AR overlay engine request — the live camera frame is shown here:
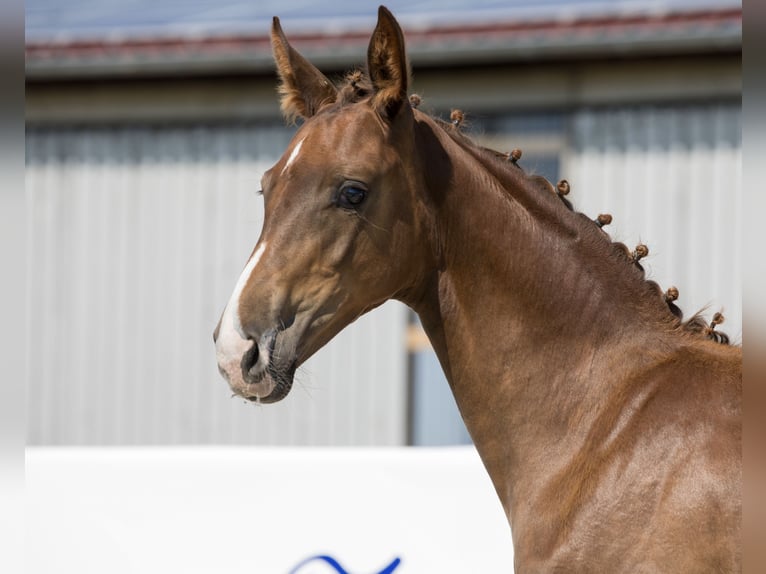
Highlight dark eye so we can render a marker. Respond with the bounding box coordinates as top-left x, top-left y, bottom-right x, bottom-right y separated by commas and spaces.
336, 183, 367, 209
